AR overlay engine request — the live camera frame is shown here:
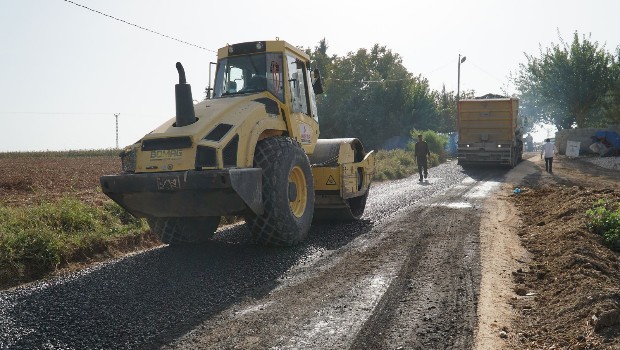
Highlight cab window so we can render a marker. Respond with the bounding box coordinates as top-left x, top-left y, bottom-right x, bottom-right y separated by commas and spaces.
213, 53, 284, 102
287, 55, 309, 115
